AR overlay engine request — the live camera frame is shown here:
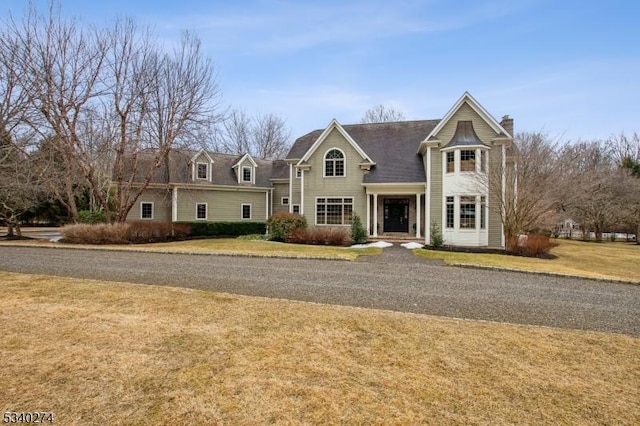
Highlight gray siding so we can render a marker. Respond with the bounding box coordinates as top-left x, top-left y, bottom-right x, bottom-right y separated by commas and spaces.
176, 188, 268, 222
302, 128, 367, 225
429, 147, 442, 228
272, 182, 290, 214
127, 189, 172, 222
